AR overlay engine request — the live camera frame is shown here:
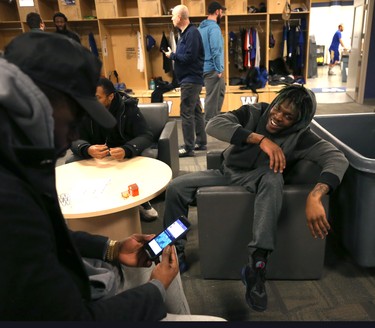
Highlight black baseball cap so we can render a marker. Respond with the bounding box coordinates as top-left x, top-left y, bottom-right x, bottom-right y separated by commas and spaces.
208, 1, 226, 14
4, 32, 116, 129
